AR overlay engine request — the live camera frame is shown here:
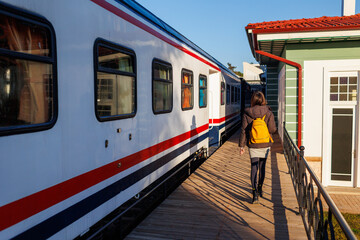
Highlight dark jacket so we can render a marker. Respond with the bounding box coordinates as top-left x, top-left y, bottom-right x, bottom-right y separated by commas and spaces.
239, 105, 277, 148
